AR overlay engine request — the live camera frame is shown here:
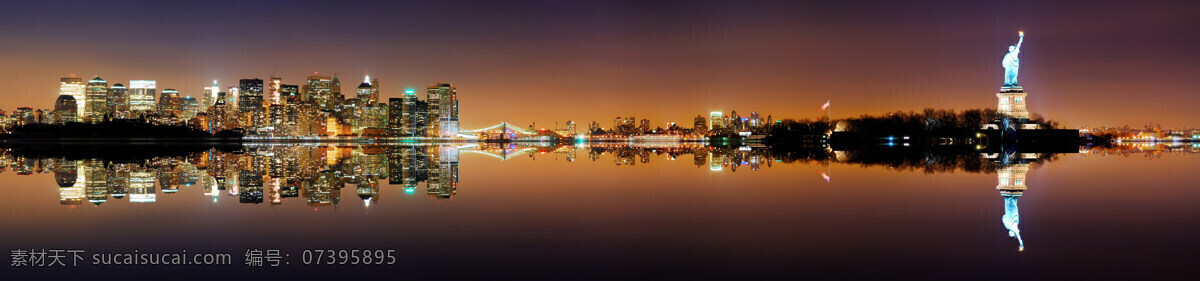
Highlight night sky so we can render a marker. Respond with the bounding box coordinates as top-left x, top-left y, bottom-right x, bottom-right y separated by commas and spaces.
1, 0, 1197, 129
